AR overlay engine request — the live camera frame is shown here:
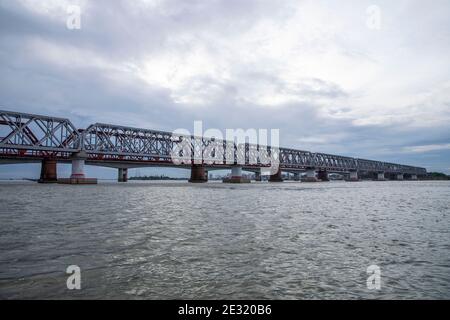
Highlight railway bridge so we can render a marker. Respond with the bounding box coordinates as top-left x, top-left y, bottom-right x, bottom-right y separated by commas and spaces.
0, 110, 427, 184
